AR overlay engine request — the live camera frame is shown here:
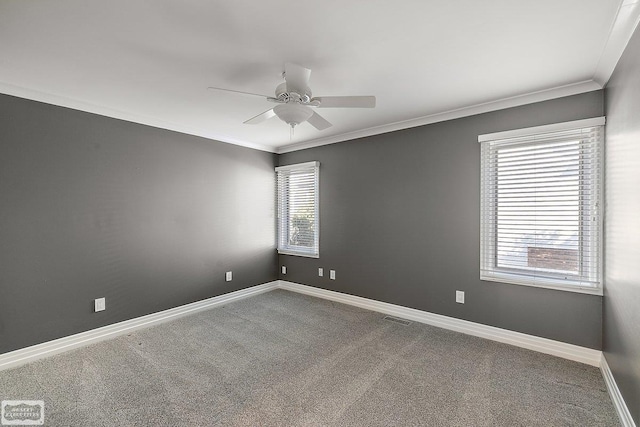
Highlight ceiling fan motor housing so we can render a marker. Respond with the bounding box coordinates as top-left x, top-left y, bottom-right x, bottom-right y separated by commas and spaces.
275, 82, 312, 104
